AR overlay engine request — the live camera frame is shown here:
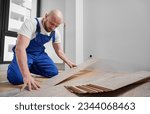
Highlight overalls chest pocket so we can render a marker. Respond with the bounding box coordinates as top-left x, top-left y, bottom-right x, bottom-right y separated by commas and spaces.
35, 33, 51, 46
